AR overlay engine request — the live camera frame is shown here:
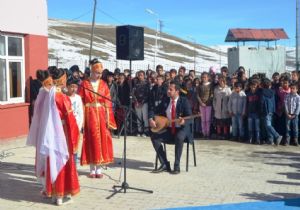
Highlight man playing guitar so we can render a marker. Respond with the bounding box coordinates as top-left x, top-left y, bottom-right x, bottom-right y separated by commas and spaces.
148, 81, 193, 174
